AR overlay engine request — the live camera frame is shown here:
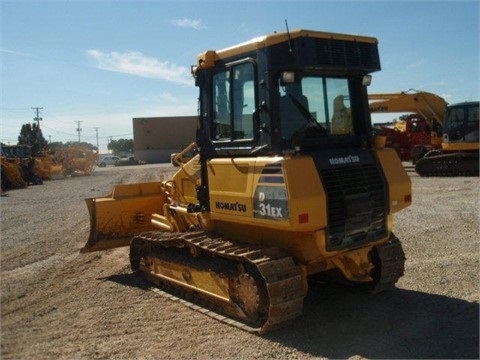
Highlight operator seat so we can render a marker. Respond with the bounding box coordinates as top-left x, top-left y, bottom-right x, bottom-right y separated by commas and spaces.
331, 95, 352, 134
